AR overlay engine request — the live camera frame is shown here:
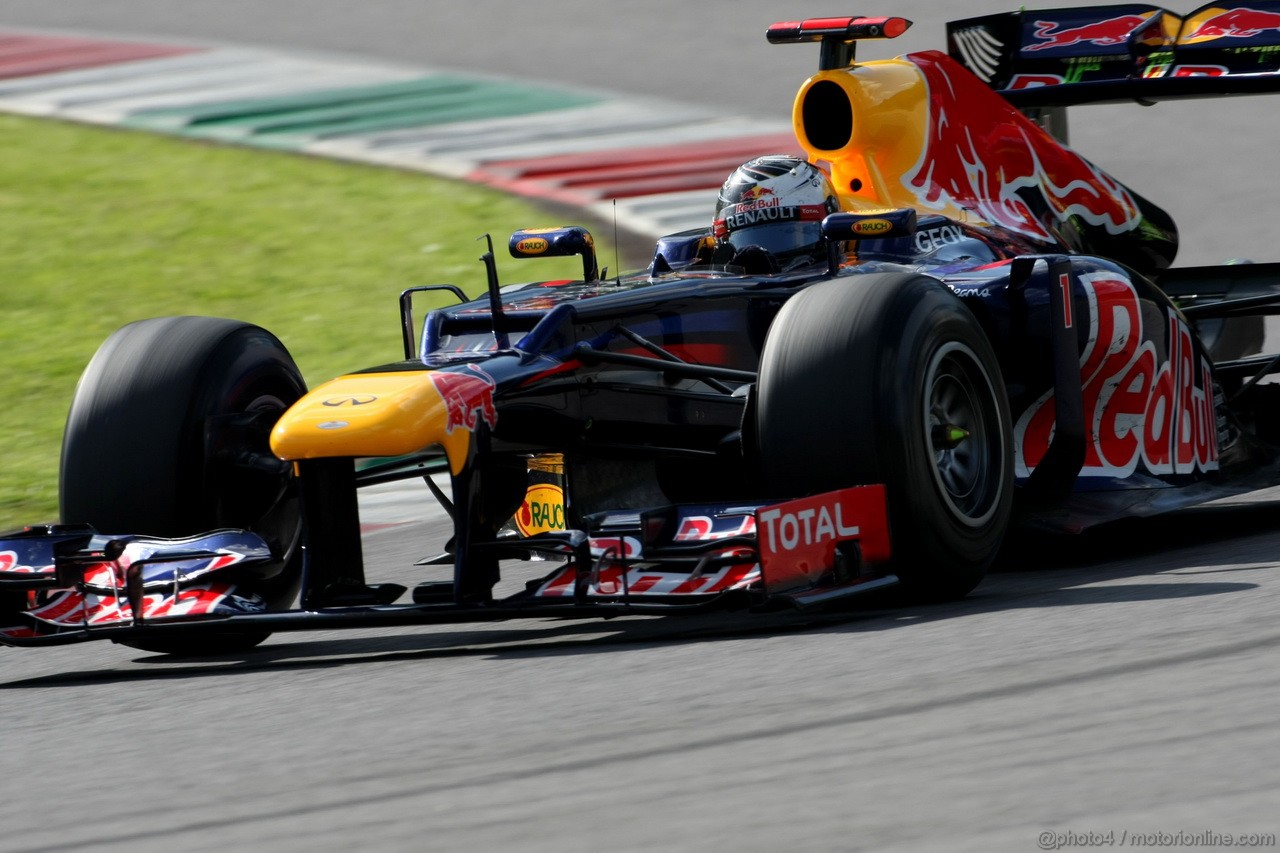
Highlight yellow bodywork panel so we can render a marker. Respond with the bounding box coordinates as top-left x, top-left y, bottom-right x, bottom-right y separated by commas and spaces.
791, 51, 1149, 251
791, 58, 932, 214
270, 370, 486, 474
